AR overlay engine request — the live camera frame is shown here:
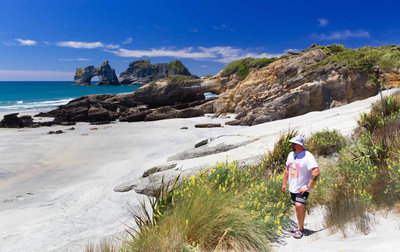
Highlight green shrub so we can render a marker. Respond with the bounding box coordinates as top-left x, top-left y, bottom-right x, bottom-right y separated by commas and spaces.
358, 92, 400, 133
221, 57, 277, 80
306, 129, 346, 156
168, 75, 197, 84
